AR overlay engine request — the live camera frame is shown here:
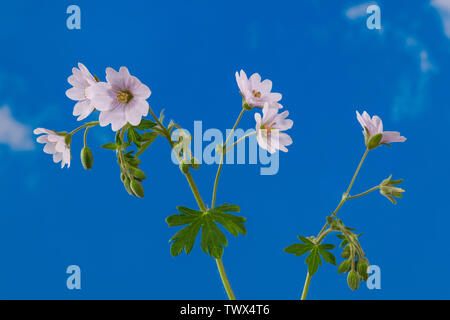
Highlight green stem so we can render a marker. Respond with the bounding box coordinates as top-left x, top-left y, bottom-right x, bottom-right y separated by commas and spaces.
347, 186, 380, 200
69, 121, 99, 135
301, 273, 312, 301
225, 131, 256, 154
185, 171, 207, 212
216, 258, 237, 300
148, 106, 237, 300
211, 108, 246, 208
300, 148, 370, 300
